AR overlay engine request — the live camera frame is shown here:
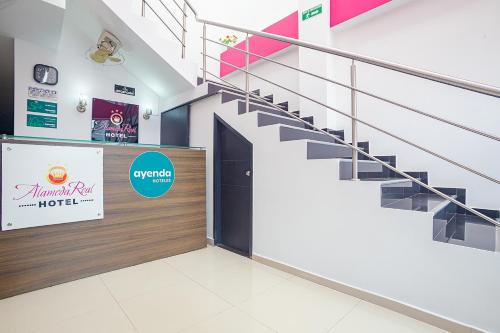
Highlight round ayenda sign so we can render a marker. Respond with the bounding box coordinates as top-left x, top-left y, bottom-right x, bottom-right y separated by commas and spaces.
129, 151, 175, 198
